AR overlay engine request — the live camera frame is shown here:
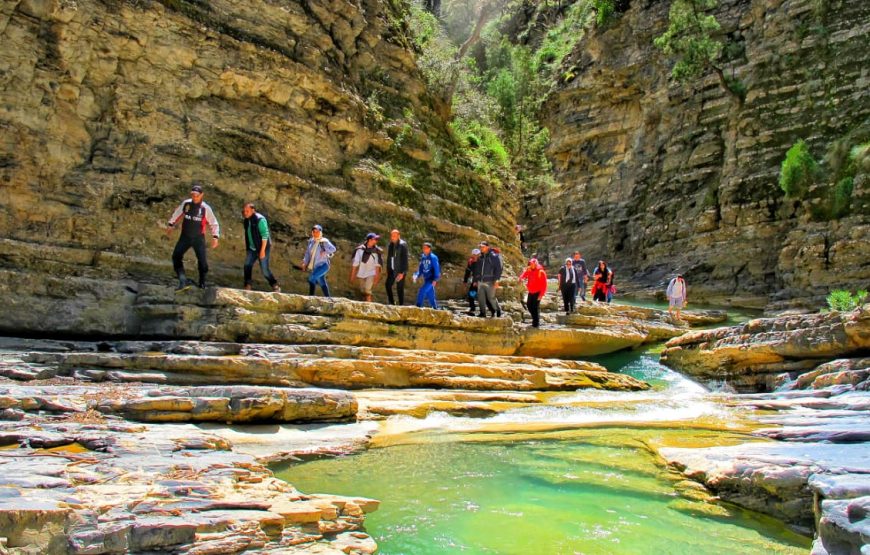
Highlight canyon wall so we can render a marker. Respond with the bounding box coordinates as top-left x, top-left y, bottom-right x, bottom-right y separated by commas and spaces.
525, 0, 869, 309
0, 0, 520, 314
